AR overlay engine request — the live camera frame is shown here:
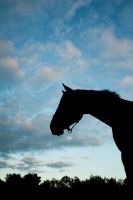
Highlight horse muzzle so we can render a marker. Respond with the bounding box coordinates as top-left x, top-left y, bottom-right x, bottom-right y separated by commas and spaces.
51, 129, 64, 136
50, 120, 64, 136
